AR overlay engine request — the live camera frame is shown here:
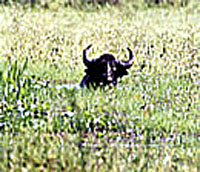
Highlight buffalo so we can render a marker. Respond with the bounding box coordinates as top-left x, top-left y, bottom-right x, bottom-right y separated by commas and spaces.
80, 44, 134, 88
